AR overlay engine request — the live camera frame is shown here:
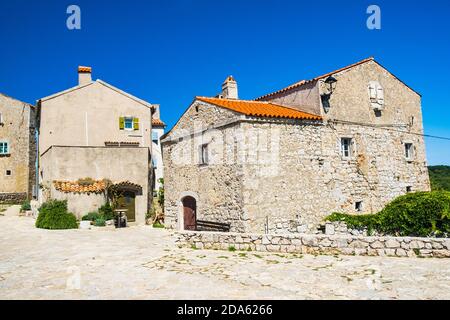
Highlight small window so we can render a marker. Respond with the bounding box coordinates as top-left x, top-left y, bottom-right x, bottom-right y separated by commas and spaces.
0, 141, 9, 155
199, 143, 209, 165
124, 117, 134, 130
152, 131, 159, 143
5, 170, 12, 176
406, 186, 412, 193
340, 138, 352, 158
0, 113, 3, 124
355, 201, 363, 212
405, 143, 414, 160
